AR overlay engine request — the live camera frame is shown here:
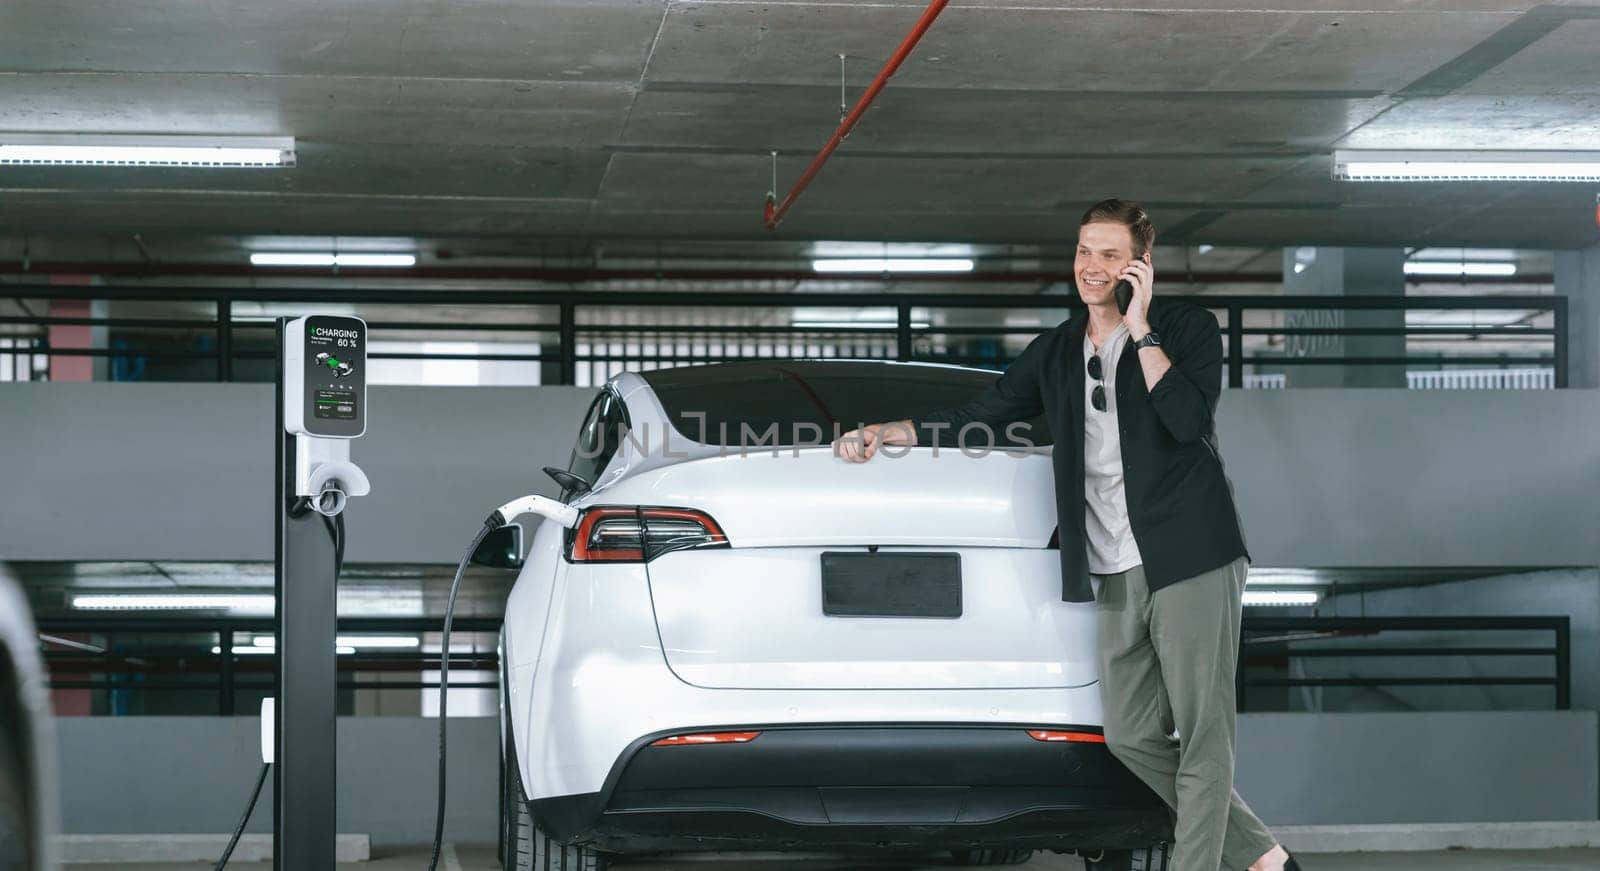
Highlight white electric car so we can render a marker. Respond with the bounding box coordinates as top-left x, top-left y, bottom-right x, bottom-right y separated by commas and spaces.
499, 360, 1170, 870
